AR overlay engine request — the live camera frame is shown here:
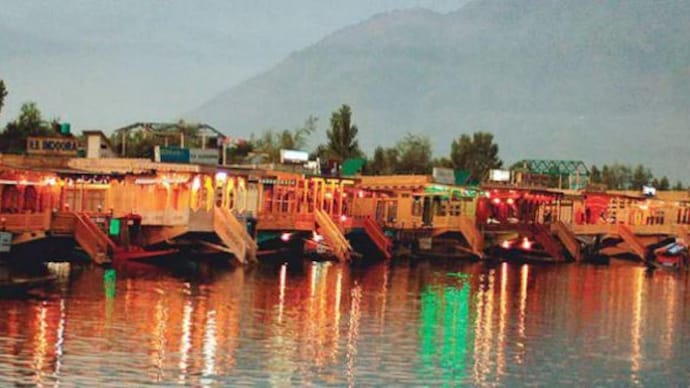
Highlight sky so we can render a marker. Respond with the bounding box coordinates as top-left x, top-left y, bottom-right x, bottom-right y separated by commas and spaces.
0, 0, 470, 132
